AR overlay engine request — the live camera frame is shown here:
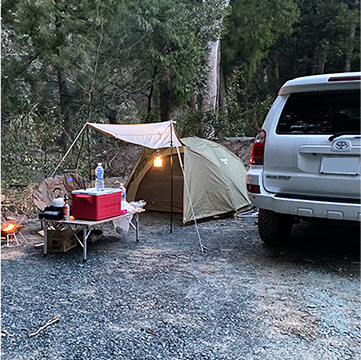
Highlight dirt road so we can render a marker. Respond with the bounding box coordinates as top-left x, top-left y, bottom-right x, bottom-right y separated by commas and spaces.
1, 212, 360, 359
